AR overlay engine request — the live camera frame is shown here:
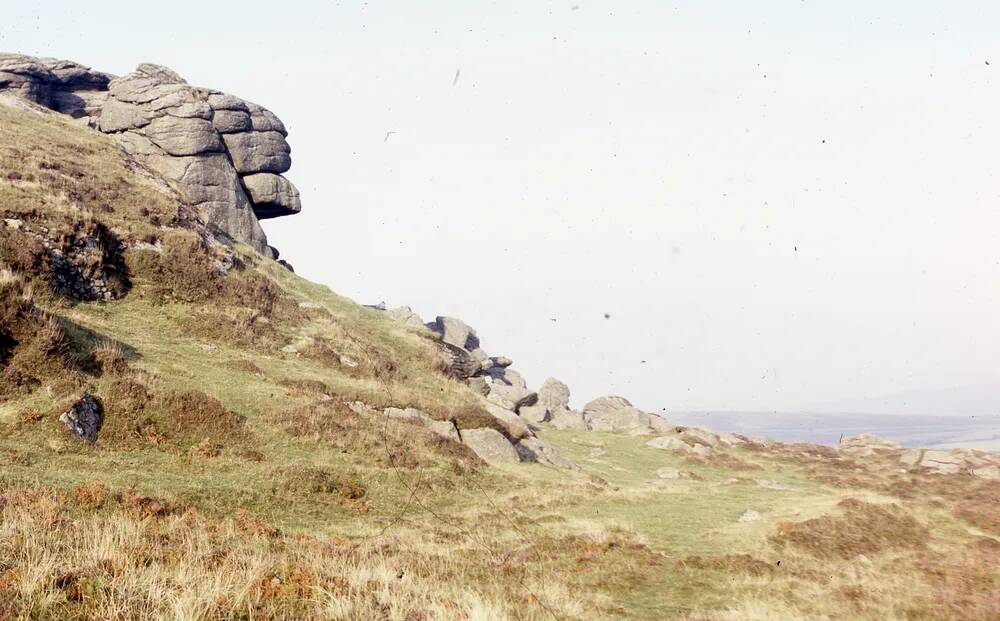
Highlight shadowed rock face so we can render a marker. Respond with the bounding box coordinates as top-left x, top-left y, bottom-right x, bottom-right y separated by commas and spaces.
0, 54, 301, 256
